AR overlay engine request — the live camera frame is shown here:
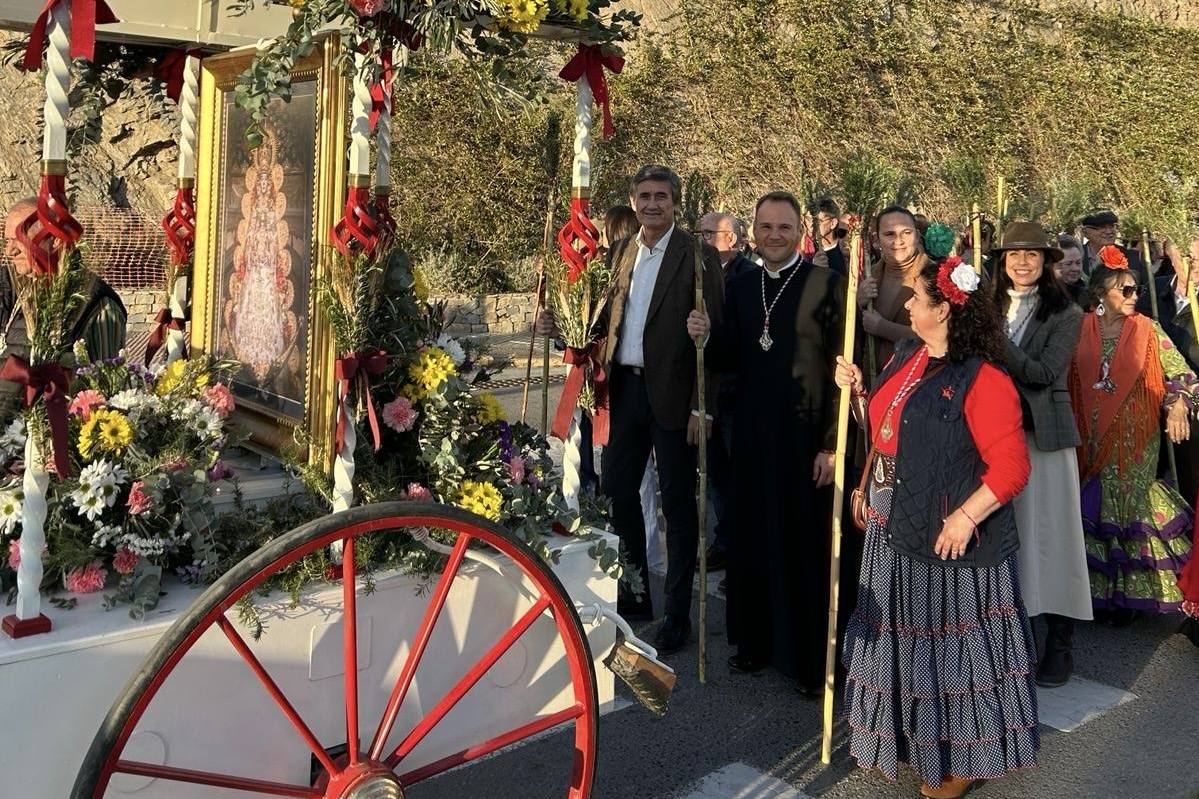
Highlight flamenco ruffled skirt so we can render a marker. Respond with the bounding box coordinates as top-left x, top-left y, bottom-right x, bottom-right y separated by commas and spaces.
842, 463, 1040, 788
